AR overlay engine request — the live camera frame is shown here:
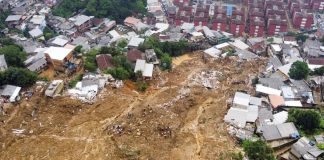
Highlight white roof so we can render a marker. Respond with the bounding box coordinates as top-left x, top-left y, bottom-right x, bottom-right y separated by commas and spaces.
74, 15, 92, 26
273, 111, 288, 124
256, 84, 282, 96
202, 26, 214, 38
284, 101, 303, 107
29, 28, 43, 38
191, 31, 203, 37
109, 30, 121, 39
229, 39, 249, 50
134, 59, 154, 78
181, 23, 194, 31
128, 37, 144, 47
204, 47, 221, 58
271, 44, 282, 52
134, 59, 146, 73
45, 47, 73, 61
143, 63, 154, 77
278, 63, 292, 76
52, 37, 69, 46
154, 23, 169, 33
215, 42, 230, 49
5, 15, 22, 21
281, 86, 295, 99
9, 86, 21, 102
30, 15, 45, 25
224, 105, 258, 128
233, 92, 250, 107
